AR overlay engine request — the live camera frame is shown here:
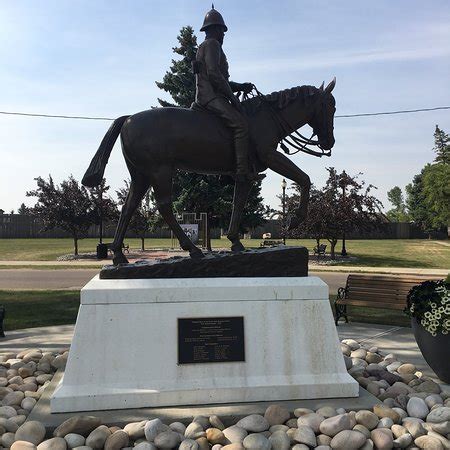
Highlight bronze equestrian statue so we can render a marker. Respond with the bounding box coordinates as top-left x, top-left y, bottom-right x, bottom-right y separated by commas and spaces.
82, 7, 337, 265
